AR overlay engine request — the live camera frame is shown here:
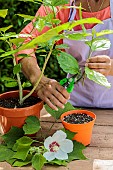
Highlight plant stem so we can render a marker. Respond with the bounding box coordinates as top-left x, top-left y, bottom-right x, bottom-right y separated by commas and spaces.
88, 49, 93, 59
45, 119, 57, 139
9, 43, 23, 104
22, 44, 54, 103
79, 3, 86, 33
12, 54, 23, 103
